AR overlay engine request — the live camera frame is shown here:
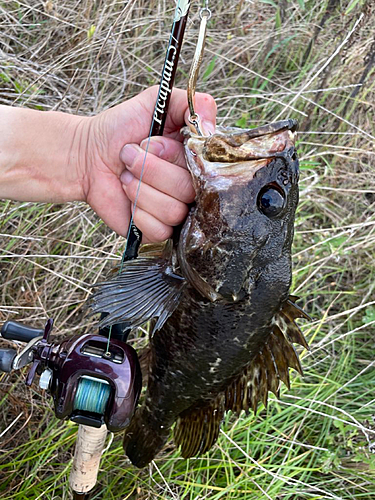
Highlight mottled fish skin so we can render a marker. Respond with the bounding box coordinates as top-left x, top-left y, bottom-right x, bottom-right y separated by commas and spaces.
90, 120, 307, 468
